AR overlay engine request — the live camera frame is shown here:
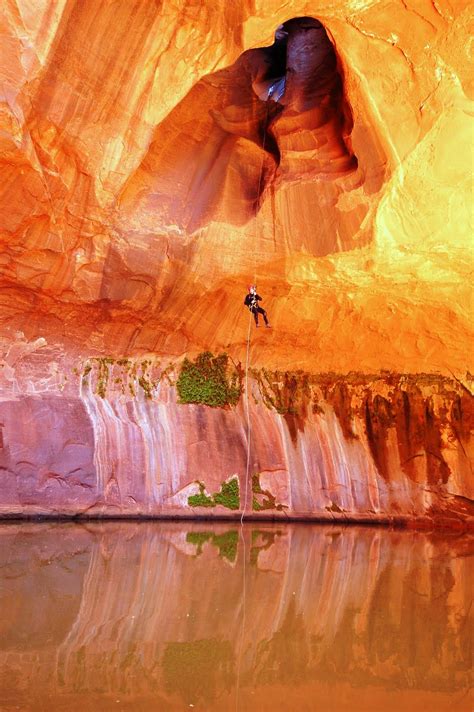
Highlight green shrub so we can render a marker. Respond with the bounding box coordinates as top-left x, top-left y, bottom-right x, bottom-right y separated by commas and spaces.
213, 479, 240, 510
187, 477, 240, 511
177, 352, 241, 407
188, 482, 215, 508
